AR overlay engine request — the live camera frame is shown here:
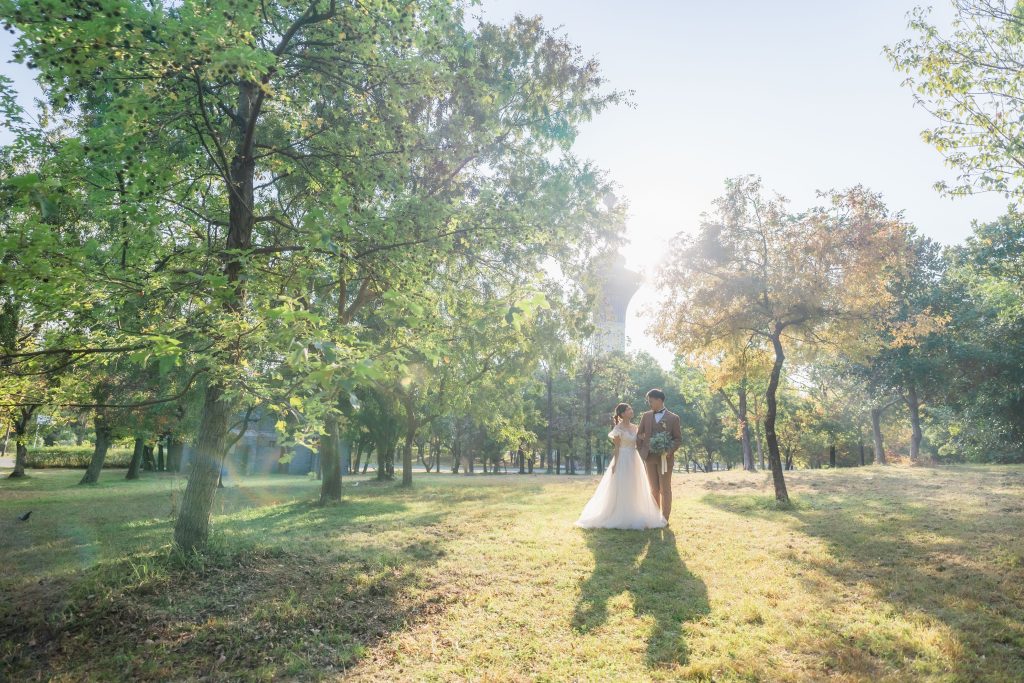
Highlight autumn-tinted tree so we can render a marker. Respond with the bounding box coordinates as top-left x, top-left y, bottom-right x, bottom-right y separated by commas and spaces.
656, 176, 905, 502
